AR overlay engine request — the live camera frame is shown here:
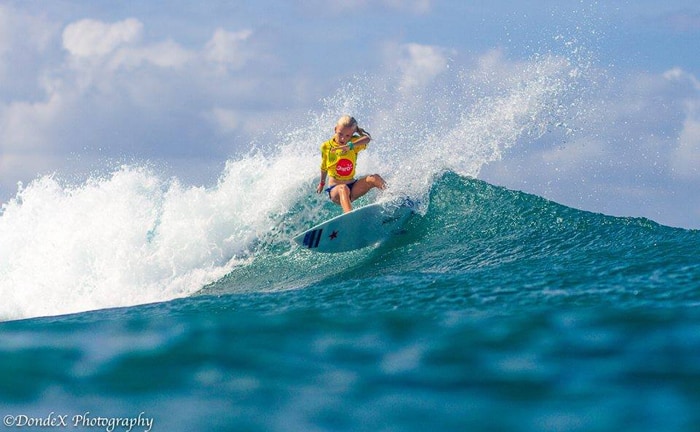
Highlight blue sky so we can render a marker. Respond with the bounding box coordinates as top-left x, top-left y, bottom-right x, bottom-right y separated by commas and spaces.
1, 0, 699, 228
